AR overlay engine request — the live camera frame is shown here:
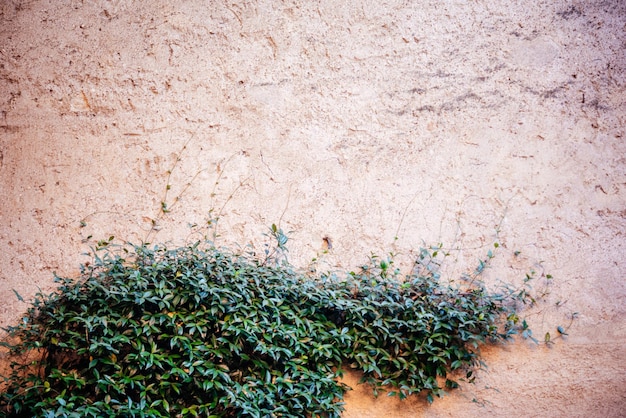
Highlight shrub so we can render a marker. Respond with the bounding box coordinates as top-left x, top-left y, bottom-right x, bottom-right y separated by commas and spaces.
0, 241, 528, 417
